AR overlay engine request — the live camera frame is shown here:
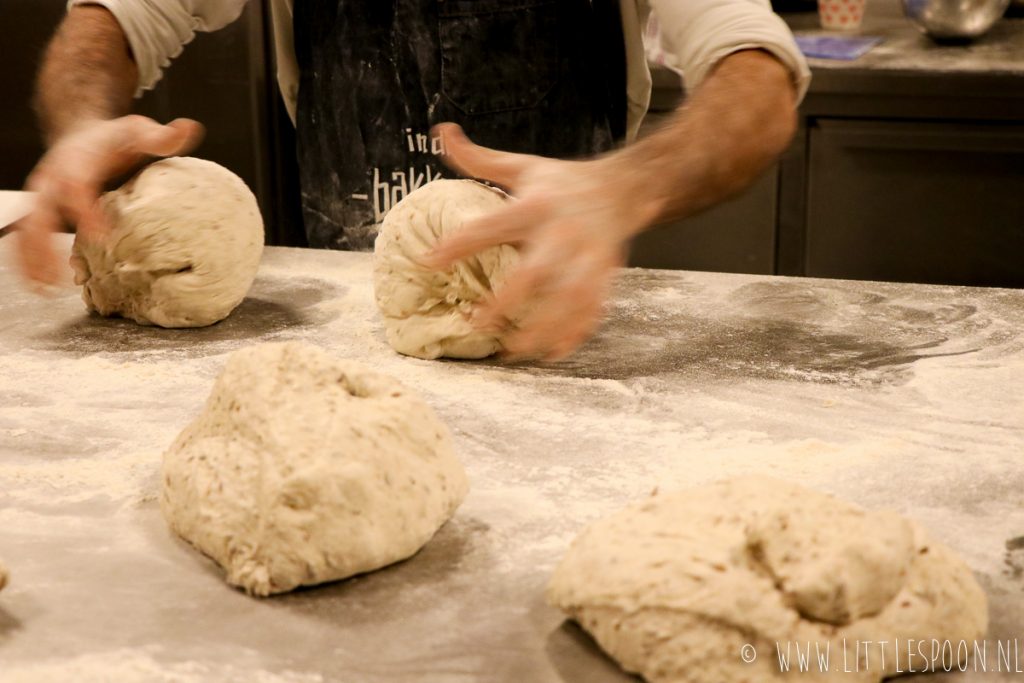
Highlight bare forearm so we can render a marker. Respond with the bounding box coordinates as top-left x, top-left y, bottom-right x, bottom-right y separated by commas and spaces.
618, 50, 798, 227
34, 5, 137, 144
